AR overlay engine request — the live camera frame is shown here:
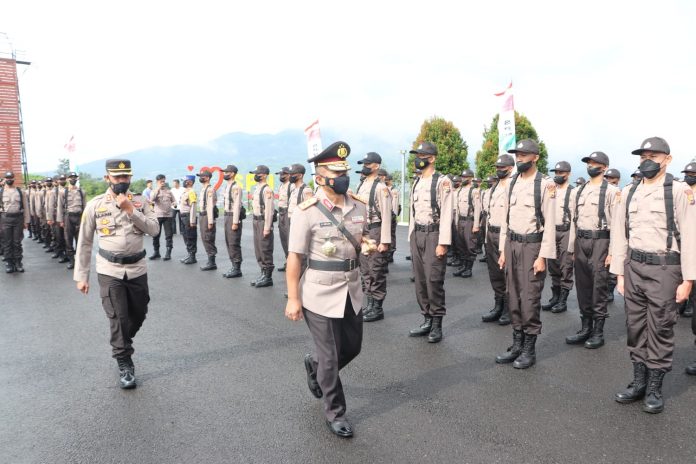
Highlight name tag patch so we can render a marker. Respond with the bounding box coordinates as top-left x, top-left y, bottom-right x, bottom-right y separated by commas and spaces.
352, 216, 365, 223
